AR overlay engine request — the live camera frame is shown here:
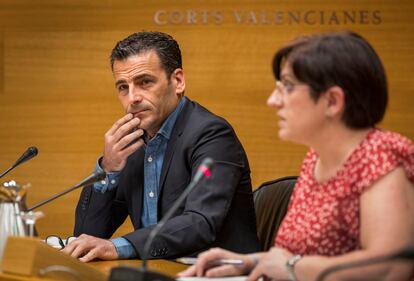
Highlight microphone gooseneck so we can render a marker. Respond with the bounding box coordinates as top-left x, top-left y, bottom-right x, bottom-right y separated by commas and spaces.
142, 157, 214, 269
0, 146, 39, 178
315, 245, 414, 281
108, 157, 215, 281
27, 170, 106, 212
